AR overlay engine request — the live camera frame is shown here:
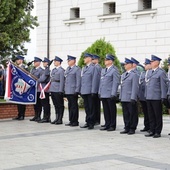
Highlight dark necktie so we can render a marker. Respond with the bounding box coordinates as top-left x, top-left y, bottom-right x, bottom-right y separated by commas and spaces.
105, 68, 108, 73
68, 67, 71, 70
152, 70, 154, 74
125, 72, 128, 76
